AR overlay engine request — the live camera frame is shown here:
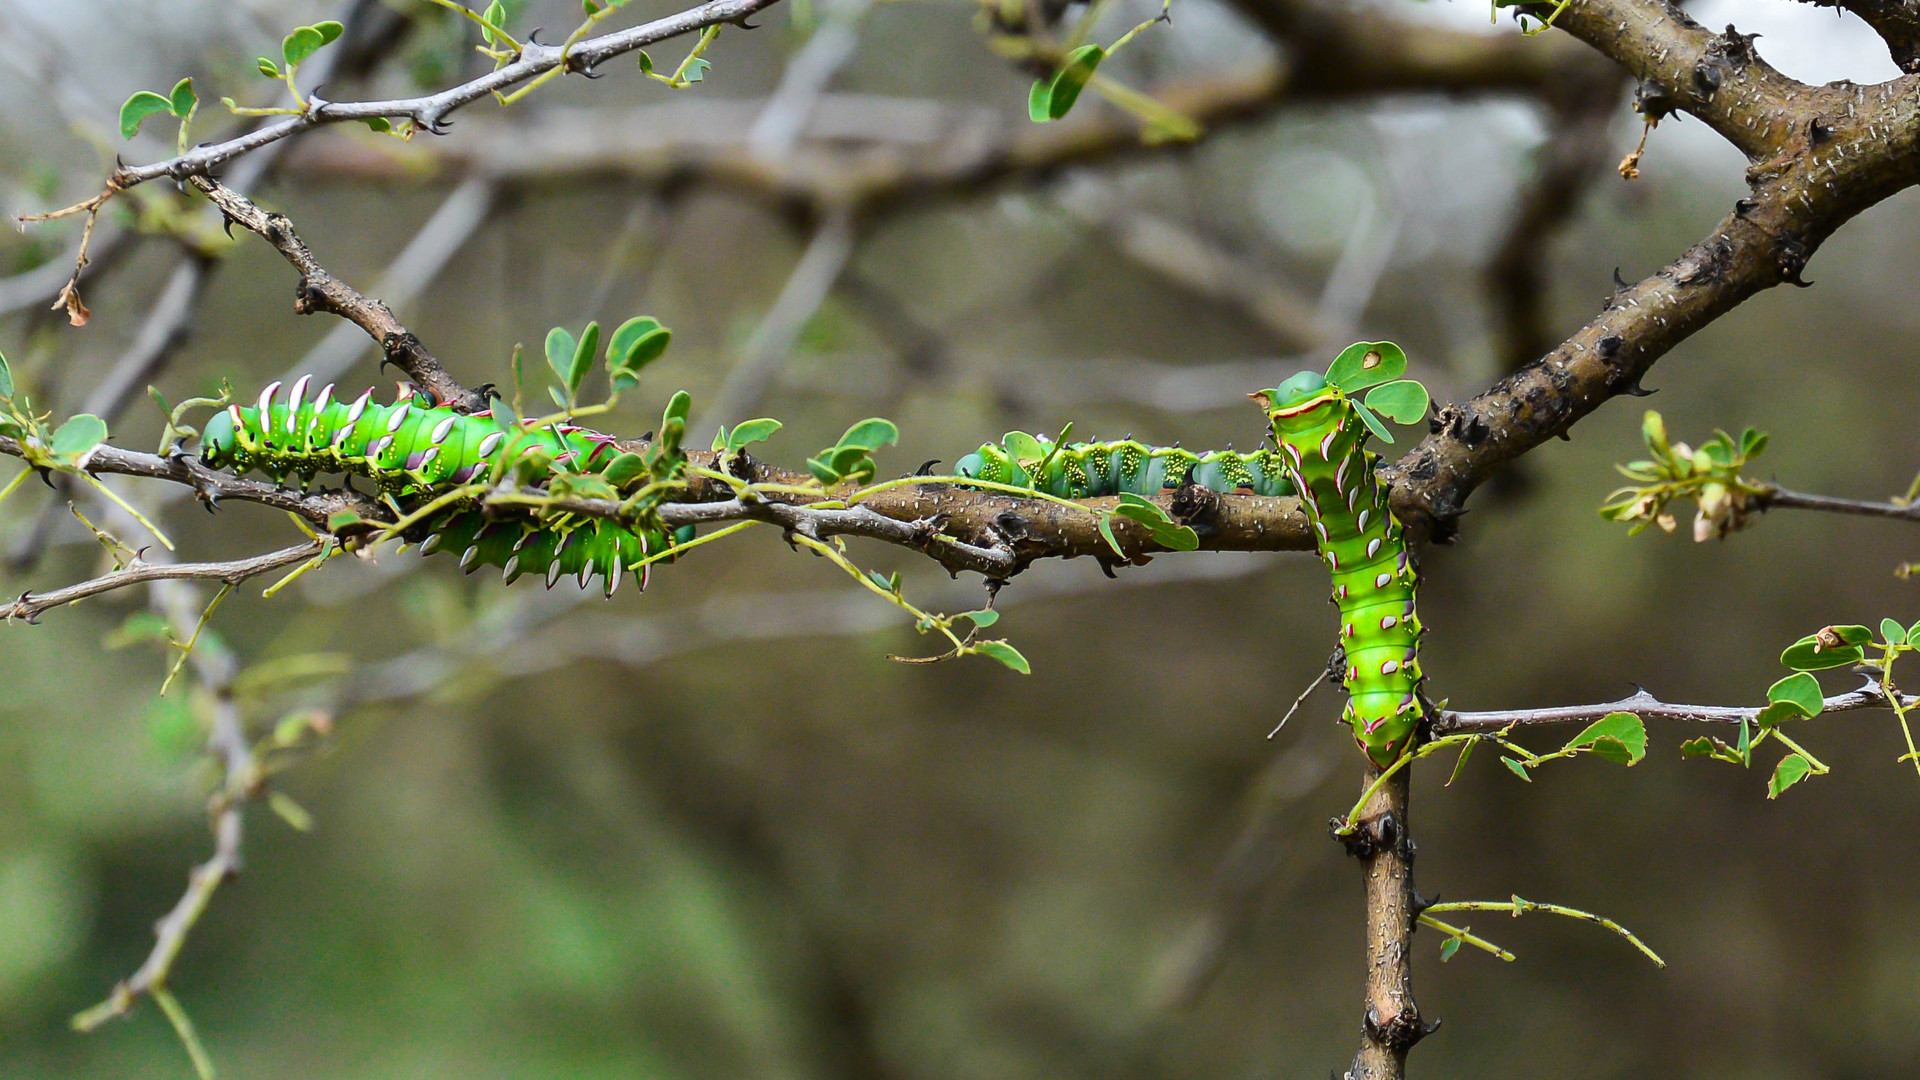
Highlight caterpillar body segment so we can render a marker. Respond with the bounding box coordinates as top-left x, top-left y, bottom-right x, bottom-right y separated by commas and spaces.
1256, 357, 1427, 768
953, 436, 1295, 499
200, 382, 690, 596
